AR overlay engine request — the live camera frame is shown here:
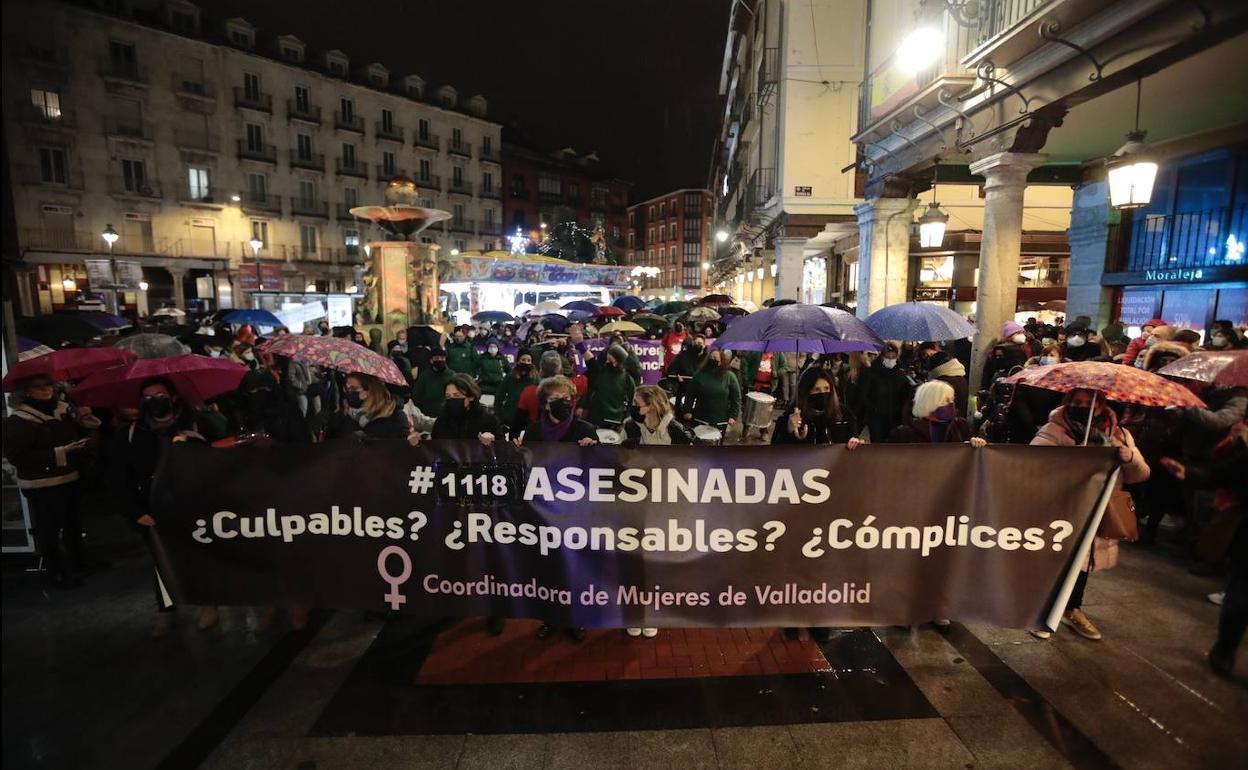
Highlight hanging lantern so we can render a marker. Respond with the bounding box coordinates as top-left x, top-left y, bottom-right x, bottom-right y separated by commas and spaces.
1107, 131, 1157, 210
916, 201, 949, 248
